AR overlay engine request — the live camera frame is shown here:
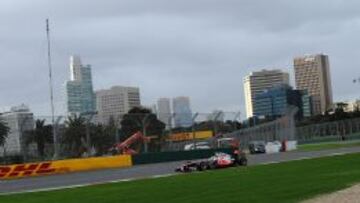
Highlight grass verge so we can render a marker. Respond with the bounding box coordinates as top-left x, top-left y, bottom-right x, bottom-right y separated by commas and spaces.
298, 141, 360, 151
2, 153, 360, 203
